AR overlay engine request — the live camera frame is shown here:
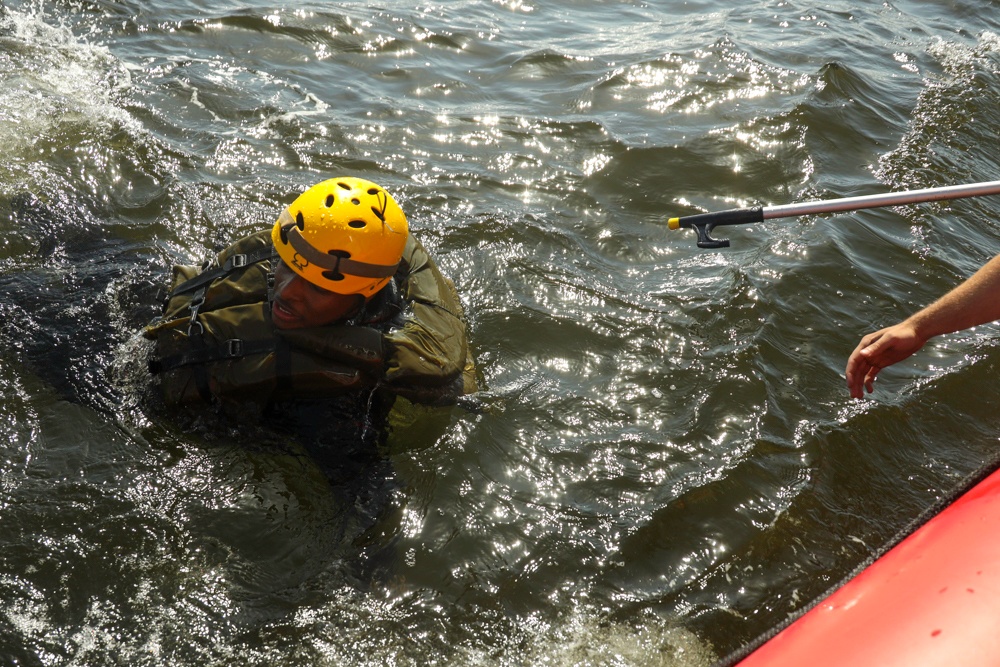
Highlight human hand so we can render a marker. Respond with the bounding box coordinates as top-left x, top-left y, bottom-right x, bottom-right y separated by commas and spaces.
845, 323, 927, 399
